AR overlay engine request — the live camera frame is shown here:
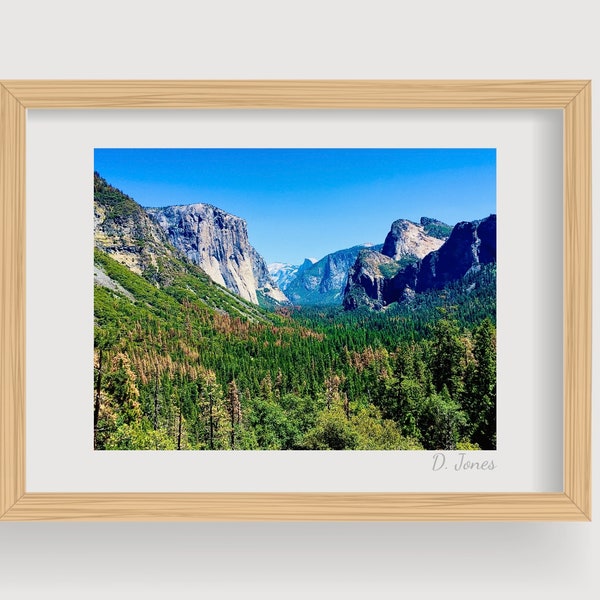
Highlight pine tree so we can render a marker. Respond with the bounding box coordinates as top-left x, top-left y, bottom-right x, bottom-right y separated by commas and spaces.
105, 352, 142, 424
197, 370, 228, 449
227, 379, 242, 449
430, 318, 466, 400
467, 318, 496, 449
